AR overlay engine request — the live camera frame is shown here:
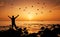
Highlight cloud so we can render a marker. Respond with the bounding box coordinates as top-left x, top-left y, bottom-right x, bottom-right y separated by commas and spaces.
0, 1, 5, 7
